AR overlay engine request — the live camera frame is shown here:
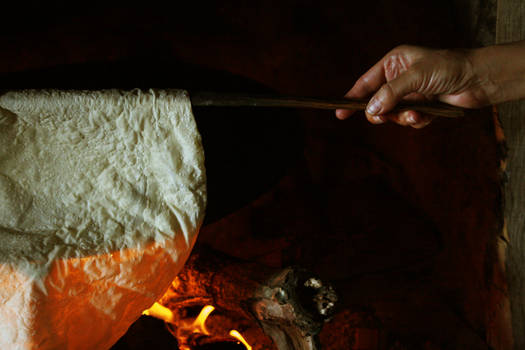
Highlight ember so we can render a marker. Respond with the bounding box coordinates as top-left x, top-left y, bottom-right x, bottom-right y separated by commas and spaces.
139, 247, 338, 350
